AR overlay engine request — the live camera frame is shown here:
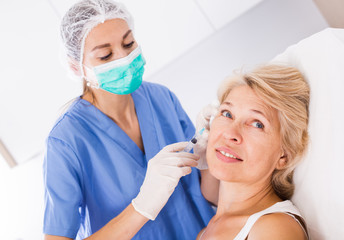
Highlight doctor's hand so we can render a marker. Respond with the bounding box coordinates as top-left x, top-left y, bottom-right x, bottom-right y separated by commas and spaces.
132, 142, 199, 220
194, 101, 219, 170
